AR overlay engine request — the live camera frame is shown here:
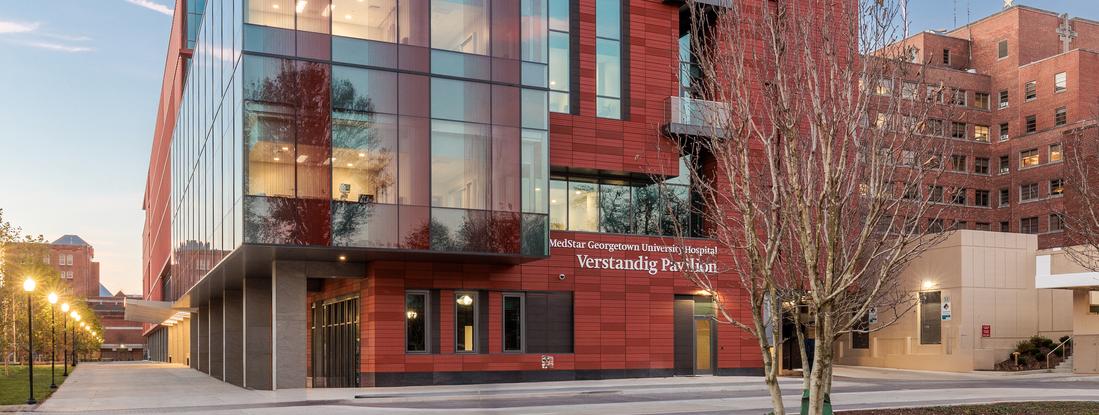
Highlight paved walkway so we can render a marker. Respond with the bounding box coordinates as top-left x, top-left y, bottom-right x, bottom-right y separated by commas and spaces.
28, 362, 1099, 414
